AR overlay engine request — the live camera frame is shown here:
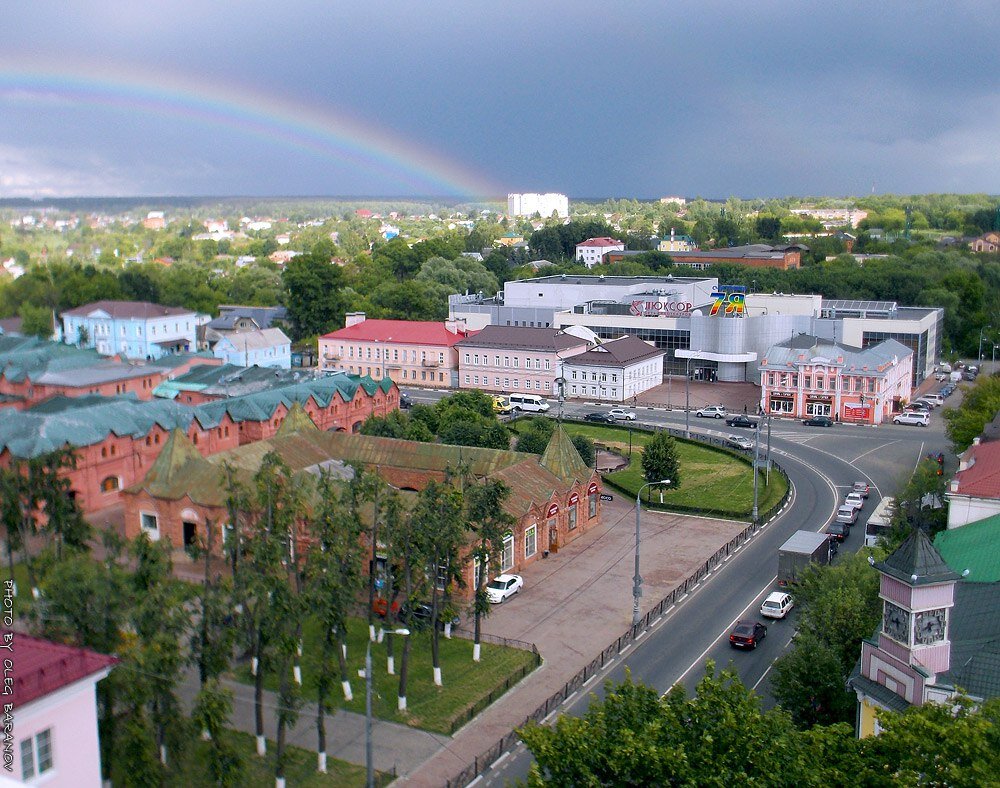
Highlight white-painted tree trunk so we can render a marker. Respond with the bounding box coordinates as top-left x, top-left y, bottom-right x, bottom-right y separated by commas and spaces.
398, 695, 407, 711
369, 624, 376, 641
376, 628, 384, 644
318, 752, 327, 773
342, 642, 348, 659
201, 728, 211, 741
433, 666, 442, 686
387, 655, 395, 675
444, 622, 452, 639
31, 587, 40, 600
297, 641, 303, 657
251, 656, 258, 675
256, 735, 266, 756
159, 745, 168, 765
341, 680, 353, 701
275, 777, 285, 788
293, 665, 302, 685
473, 642, 481, 662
